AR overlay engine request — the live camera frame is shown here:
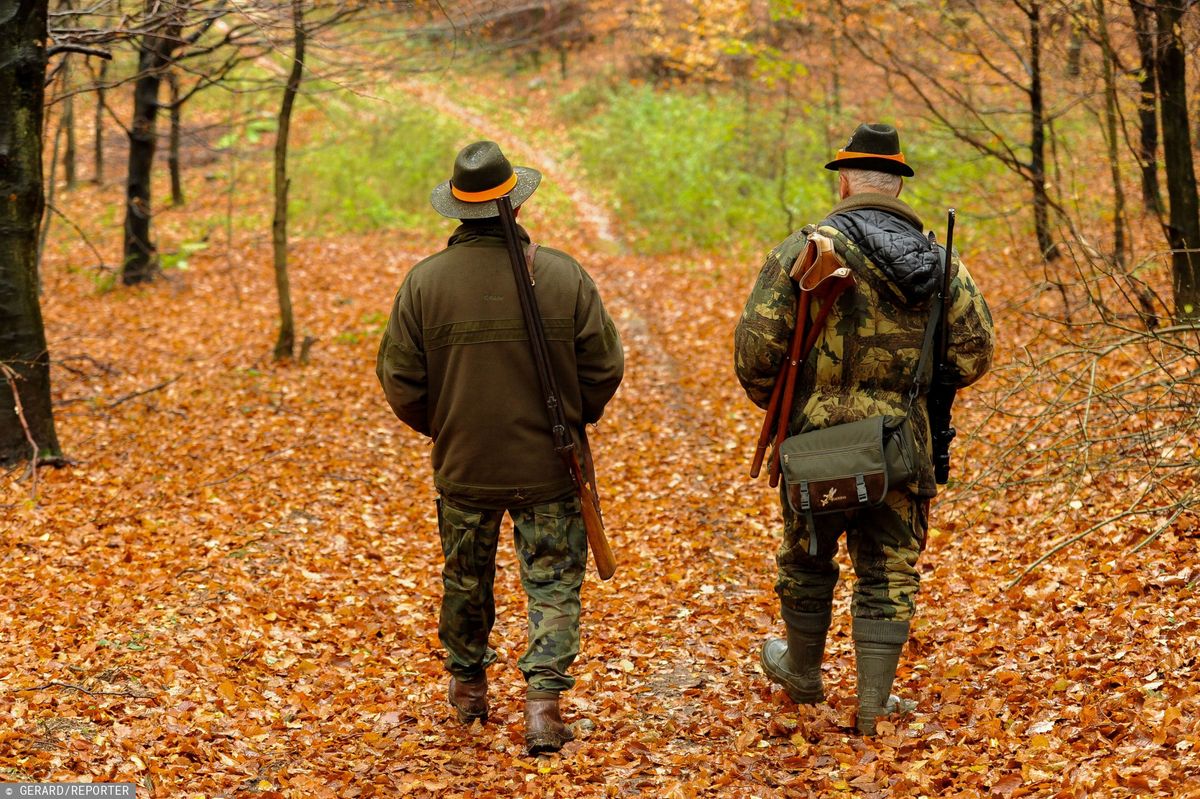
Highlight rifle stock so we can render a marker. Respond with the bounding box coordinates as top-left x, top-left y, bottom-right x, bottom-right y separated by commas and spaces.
568, 451, 615, 580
